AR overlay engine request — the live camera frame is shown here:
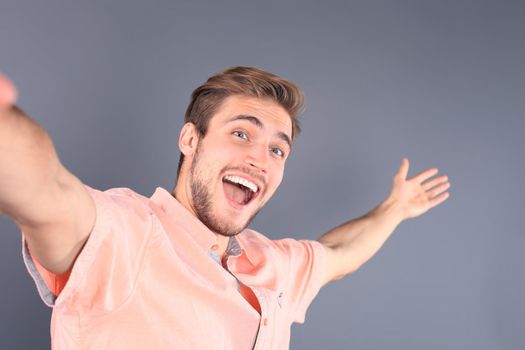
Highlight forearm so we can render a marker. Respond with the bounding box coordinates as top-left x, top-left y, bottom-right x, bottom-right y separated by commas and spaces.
0, 106, 61, 219
318, 198, 403, 279
0, 103, 96, 274
0, 74, 96, 274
